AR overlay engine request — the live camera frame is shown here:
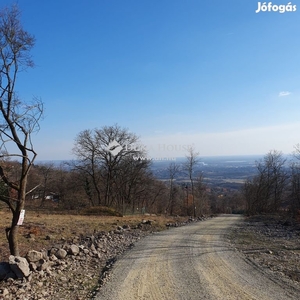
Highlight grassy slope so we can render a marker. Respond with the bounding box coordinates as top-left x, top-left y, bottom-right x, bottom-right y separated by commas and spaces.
0, 209, 186, 260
